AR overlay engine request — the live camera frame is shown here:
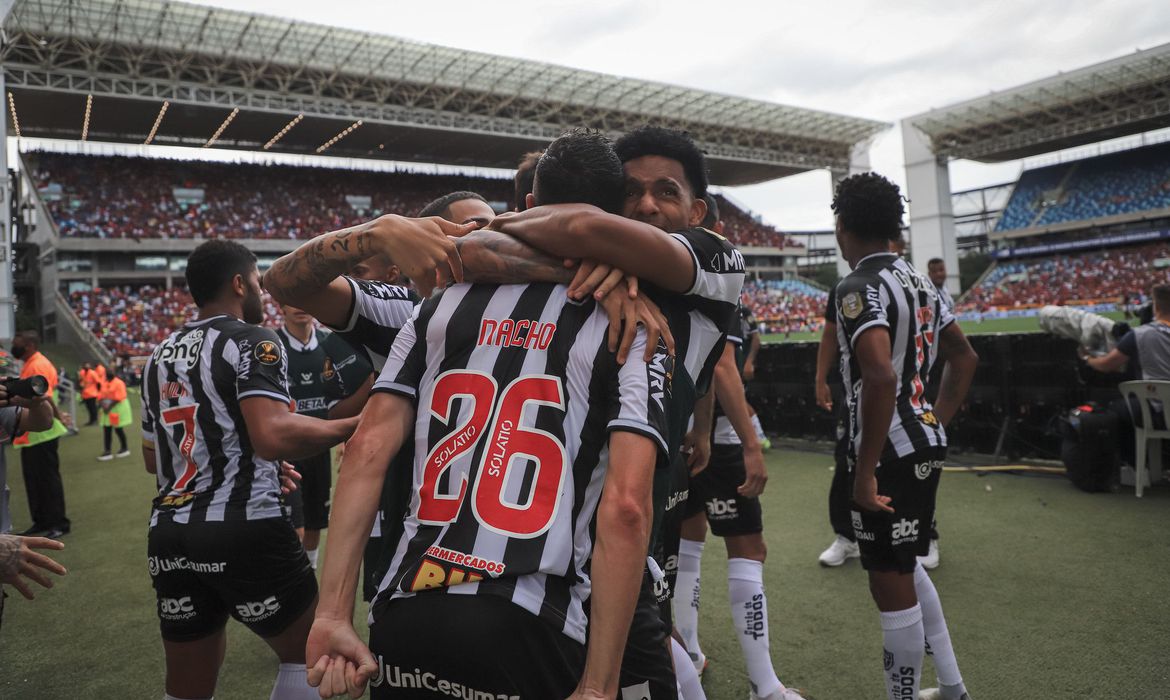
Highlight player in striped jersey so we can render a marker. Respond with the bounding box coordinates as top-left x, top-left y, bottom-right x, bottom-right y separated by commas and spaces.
308, 130, 667, 699
831, 174, 977, 700
141, 240, 359, 700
